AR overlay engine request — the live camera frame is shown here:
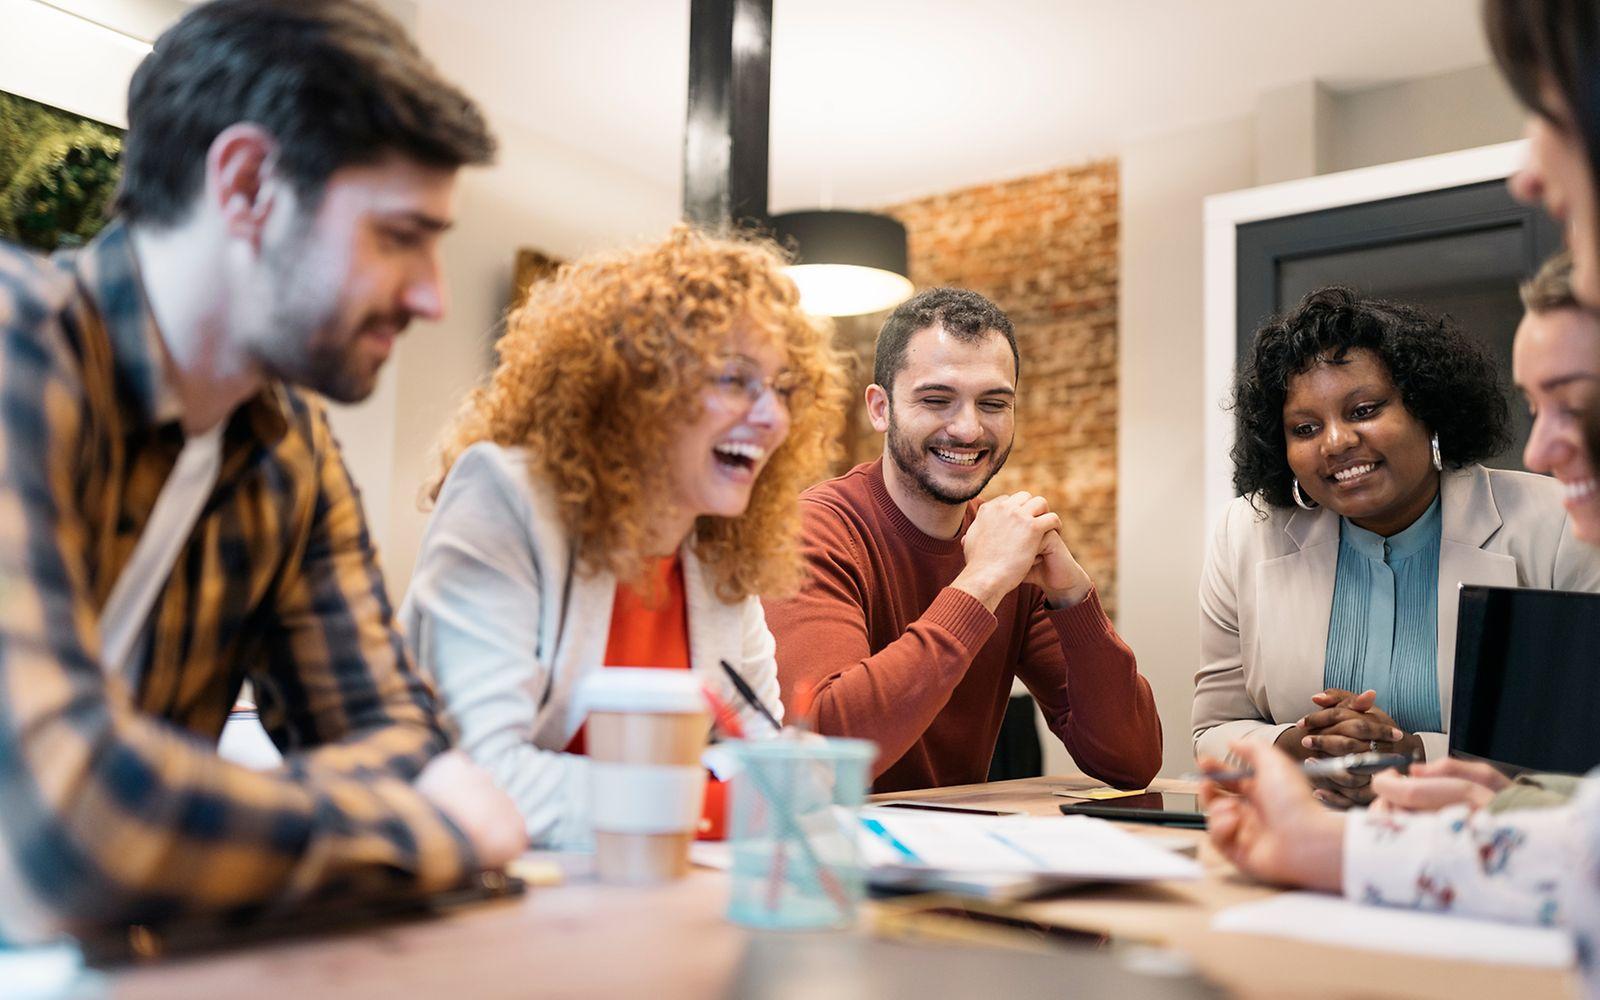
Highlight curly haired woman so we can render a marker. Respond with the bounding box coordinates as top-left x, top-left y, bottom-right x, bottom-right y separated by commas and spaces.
1193, 284, 1600, 805
399, 227, 847, 848
1201, 253, 1600, 974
